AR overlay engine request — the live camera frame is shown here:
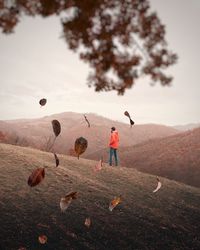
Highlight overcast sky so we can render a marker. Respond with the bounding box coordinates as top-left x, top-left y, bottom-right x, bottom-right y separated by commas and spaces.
0, 0, 199, 125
